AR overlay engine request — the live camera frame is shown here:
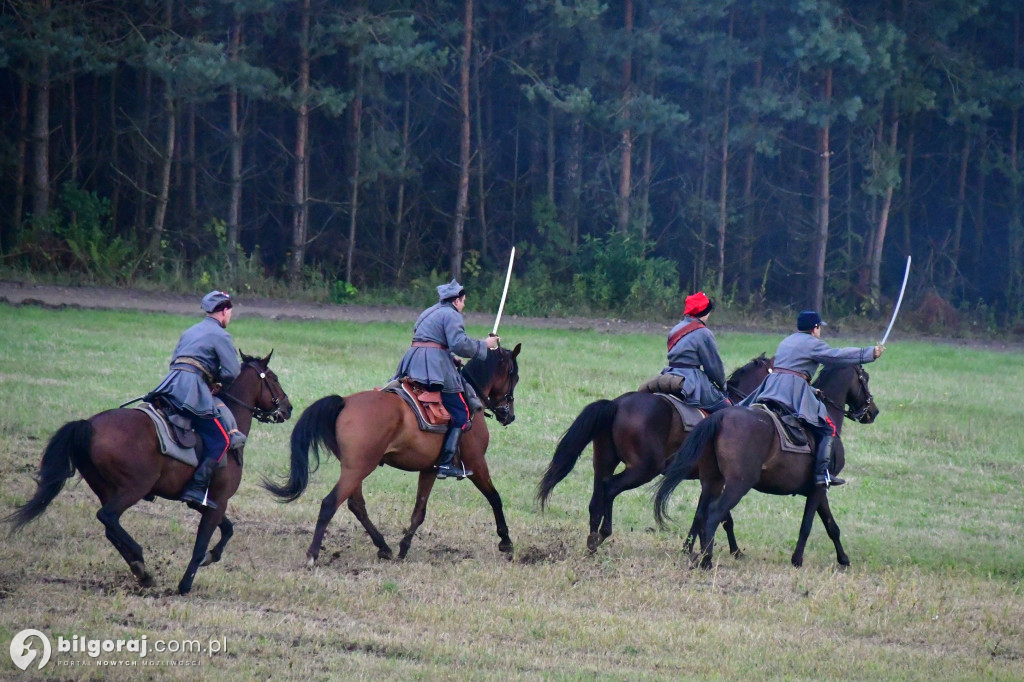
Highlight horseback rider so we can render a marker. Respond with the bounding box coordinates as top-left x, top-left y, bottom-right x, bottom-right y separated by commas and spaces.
740, 310, 884, 488
148, 290, 241, 510
660, 291, 731, 413
394, 279, 500, 480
